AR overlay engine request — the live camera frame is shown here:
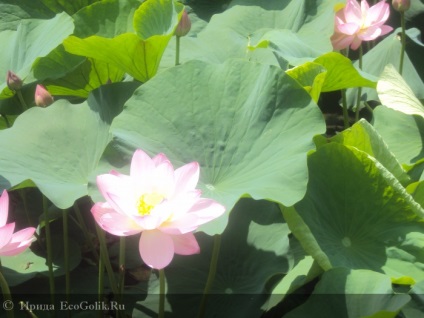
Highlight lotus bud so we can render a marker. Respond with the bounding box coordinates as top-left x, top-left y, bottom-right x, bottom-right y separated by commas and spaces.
6, 70, 23, 91
175, 10, 191, 37
392, 0, 410, 12
35, 85, 54, 107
